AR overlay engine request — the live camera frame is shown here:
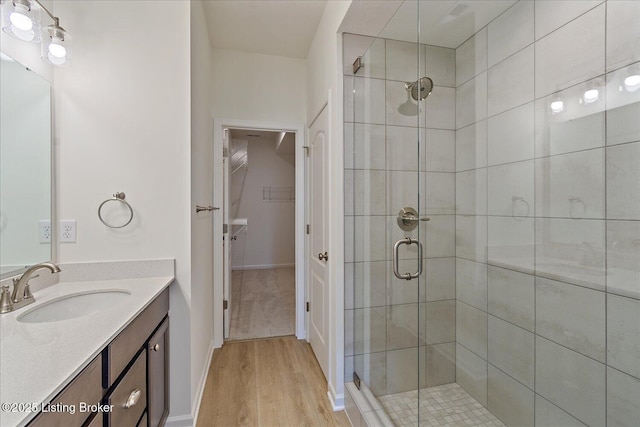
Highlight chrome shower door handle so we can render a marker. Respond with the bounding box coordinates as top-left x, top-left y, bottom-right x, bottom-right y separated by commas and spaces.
393, 238, 423, 280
